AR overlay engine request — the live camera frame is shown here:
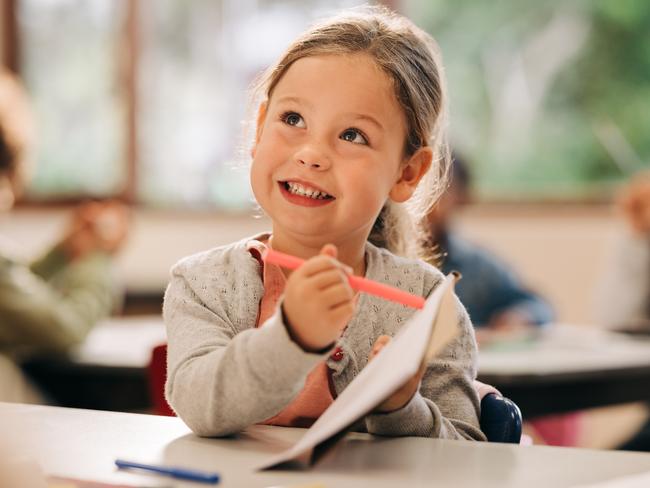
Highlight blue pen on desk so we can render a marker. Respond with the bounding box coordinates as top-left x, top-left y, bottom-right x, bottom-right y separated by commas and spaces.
115, 458, 220, 484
